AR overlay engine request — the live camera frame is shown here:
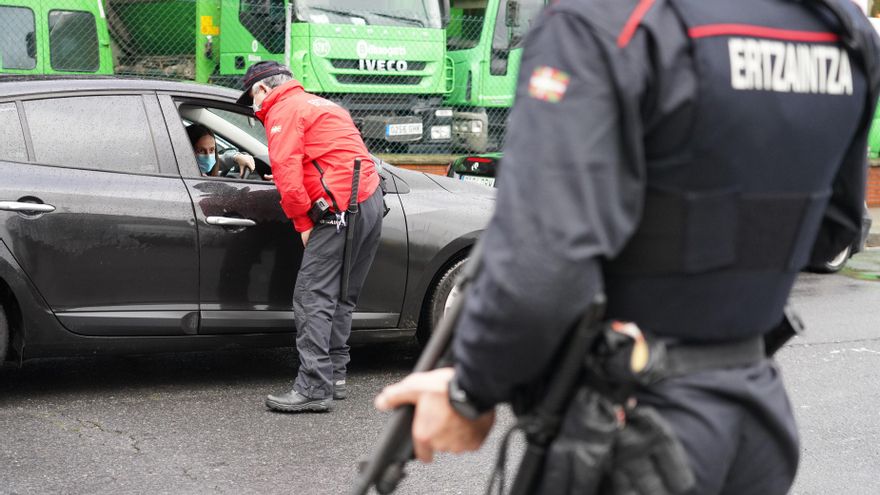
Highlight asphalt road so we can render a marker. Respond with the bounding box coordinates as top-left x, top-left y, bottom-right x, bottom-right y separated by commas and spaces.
1, 249, 879, 495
